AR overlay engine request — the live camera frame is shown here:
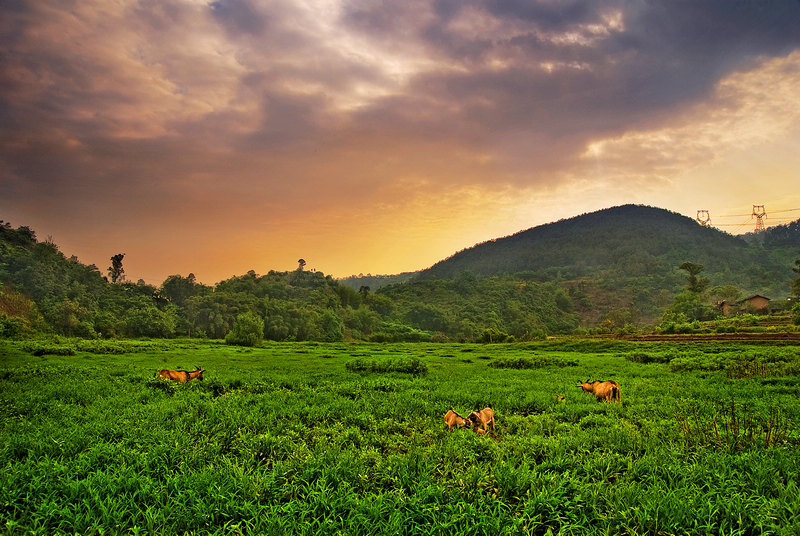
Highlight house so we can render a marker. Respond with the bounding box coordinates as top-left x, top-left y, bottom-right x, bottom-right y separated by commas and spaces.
717, 295, 771, 316
740, 295, 771, 314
